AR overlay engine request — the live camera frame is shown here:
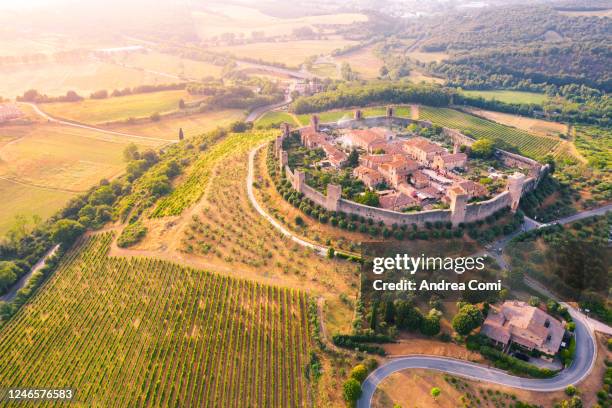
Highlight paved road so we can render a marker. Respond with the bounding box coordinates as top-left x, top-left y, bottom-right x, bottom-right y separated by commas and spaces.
0, 245, 59, 302
358, 204, 612, 407
24, 103, 174, 143
246, 144, 327, 256
359, 308, 595, 407
246, 96, 292, 123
